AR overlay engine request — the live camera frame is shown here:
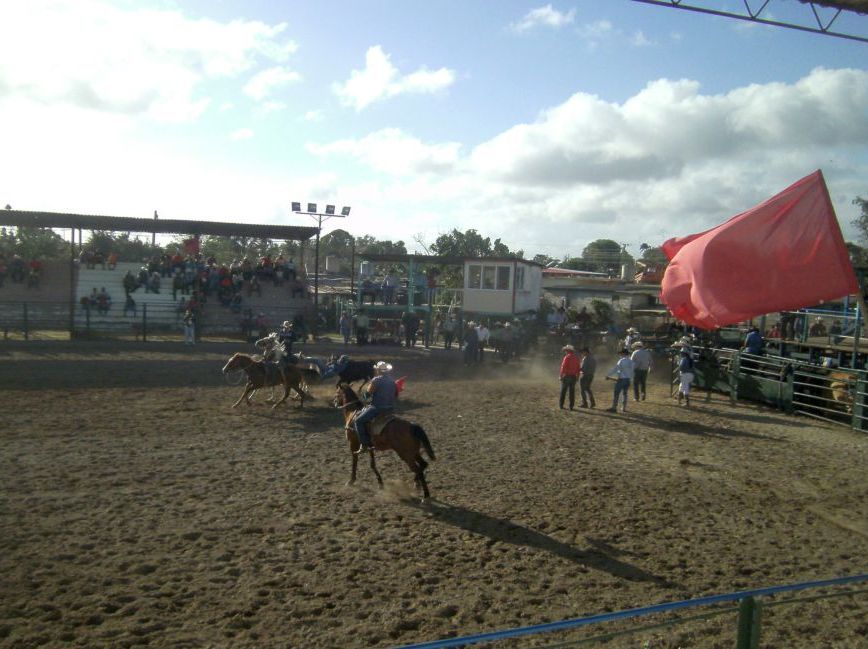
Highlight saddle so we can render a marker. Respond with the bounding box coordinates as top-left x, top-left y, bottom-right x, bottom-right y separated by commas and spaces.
353, 411, 396, 439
